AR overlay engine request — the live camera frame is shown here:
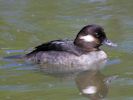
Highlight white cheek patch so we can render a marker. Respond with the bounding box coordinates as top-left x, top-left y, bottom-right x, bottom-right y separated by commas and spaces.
82, 86, 97, 94
80, 35, 95, 42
